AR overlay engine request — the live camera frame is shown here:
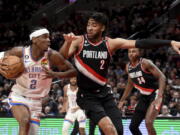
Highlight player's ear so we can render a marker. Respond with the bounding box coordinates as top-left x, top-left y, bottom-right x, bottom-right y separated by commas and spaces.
31, 37, 37, 44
